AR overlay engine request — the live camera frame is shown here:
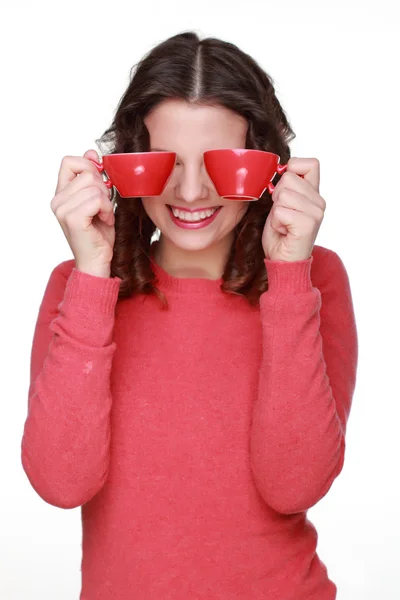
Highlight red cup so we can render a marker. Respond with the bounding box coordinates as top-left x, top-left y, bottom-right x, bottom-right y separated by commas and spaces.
89, 152, 176, 198
203, 149, 288, 200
